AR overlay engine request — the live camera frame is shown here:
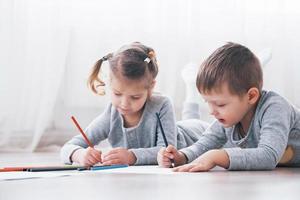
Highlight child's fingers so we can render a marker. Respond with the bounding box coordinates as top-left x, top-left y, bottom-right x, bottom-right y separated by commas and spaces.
173, 164, 194, 172
106, 147, 123, 154
102, 159, 122, 166
90, 149, 102, 161
158, 161, 171, 168
157, 148, 165, 166
162, 160, 171, 167
89, 147, 101, 153
159, 146, 174, 159
89, 152, 102, 163
93, 148, 102, 155
103, 149, 122, 159
86, 146, 95, 153
162, 156, 171, 162
163, 152, 174, 159
165, 145, 177, 153
106, 149, 117, 155
86, 149, 102, 163
86, 157, 99, 166
180, 165, 194, 172
103, 150, 119, 157
189, 164, 208, 172
173, 166, 180, 172
102, 153, 119, 162
158, 147, 166, 156
158, 147, 174, 166
161, 156, 171, 167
